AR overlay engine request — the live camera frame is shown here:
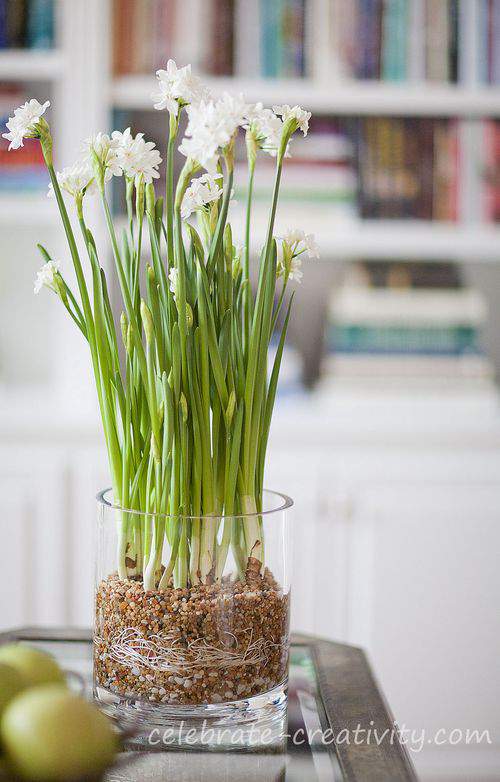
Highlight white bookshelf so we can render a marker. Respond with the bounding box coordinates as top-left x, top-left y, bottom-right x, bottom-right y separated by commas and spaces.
113, 75, 500, 118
